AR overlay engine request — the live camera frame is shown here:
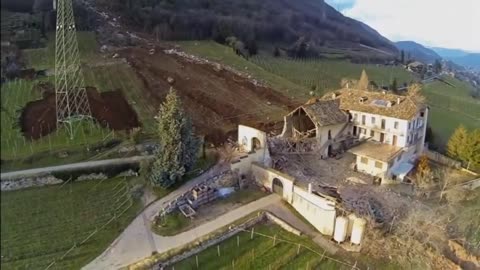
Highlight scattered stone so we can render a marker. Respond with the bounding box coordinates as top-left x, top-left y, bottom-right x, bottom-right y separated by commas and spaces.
267, 101, 272, 105
149, 48, 155, 55
167, 76, 175, 84
100, 44, 108, 53
77, 173, 108, 181
1, 176, 63, 191
309, 91, 314, 96
213, 63, 222, 72
112, 53, 120, 59
58, 151, 69, 158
